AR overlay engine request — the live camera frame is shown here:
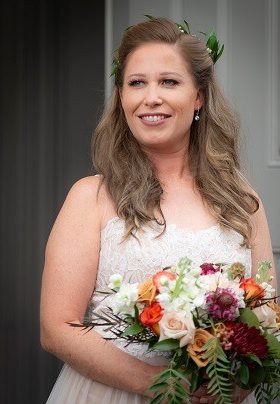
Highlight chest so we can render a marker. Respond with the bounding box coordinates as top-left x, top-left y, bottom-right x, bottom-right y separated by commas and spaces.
96, 219, 252, 288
